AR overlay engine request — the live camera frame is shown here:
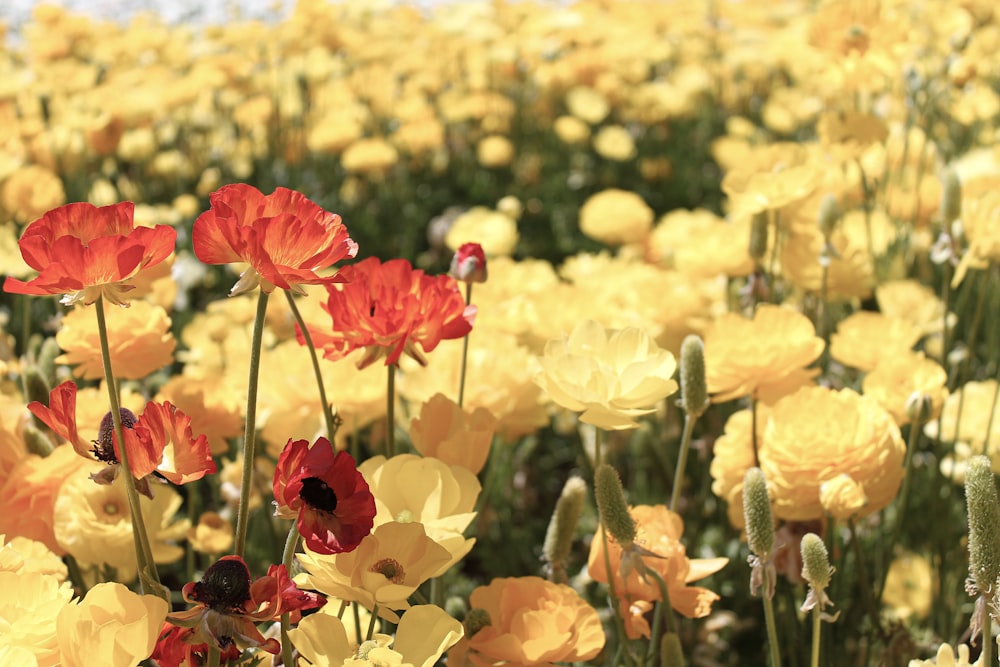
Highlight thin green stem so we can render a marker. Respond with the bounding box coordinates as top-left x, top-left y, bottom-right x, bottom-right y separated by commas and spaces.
669, 413, 696, 513
457, 282, 473, 408
207, 645, 221, 667
280, 524, 301, 667
366, 604, 380, 640
810, 607, 821, 667
234, 290, 270, 559
982, 601, 994, 667
761, 567, 782, 667
285, 291, 336, 441
95, 296, 165, 601
601, 526, 636, 667
877, 418, 923, 605
386, 364, 396, 457
353, 602, 362, 646
847, 518, 881, 636
751, 393, 760, 468
644, 568, 678, 666
983, 379, 1000, 457
593, 423, 602, 470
